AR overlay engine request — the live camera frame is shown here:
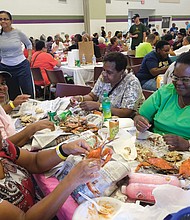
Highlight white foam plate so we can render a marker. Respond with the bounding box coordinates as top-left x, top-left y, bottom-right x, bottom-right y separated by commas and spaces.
72, 197, 124, 220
